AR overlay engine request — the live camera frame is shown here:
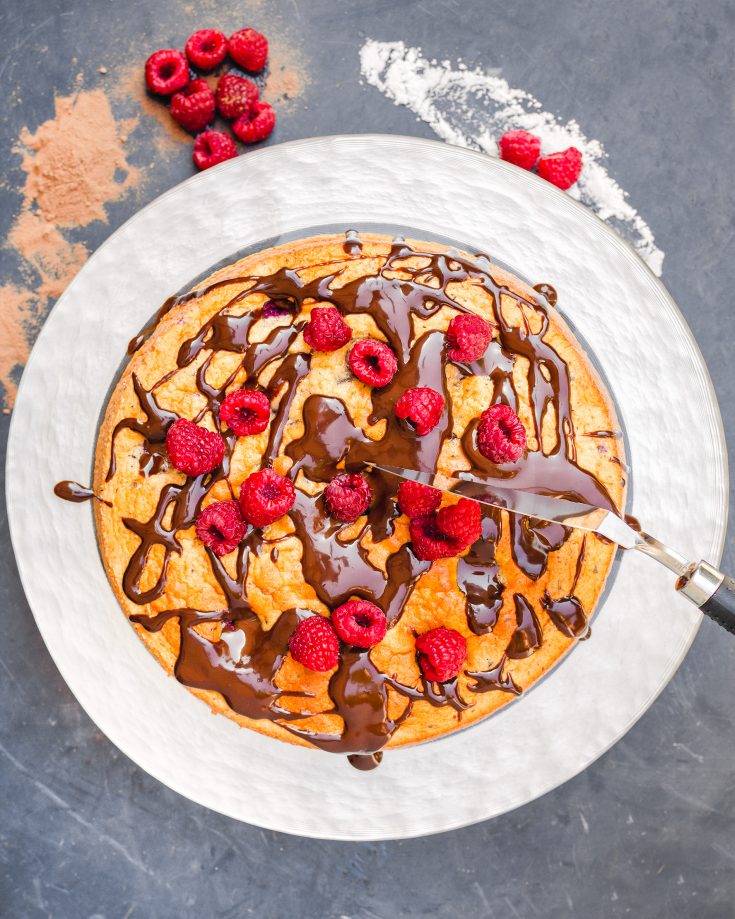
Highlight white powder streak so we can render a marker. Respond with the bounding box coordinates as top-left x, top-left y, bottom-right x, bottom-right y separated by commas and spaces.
360, 40, 664, 276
